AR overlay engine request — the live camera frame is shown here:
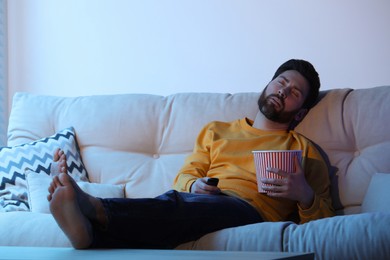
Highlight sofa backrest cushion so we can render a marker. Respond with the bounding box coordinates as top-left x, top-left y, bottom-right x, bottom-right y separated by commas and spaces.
7, 86, 390, 214
8, 93, 259, 198
296, 86, 390, 214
